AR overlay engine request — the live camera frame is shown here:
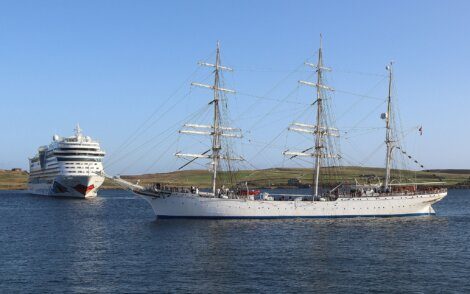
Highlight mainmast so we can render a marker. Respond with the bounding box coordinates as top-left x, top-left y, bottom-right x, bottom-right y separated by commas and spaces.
176, 42, 241, 196
383, 62, 394, 191
283, 35, 338, 200
312, 36, 325, 198
211, 42, 222, 195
